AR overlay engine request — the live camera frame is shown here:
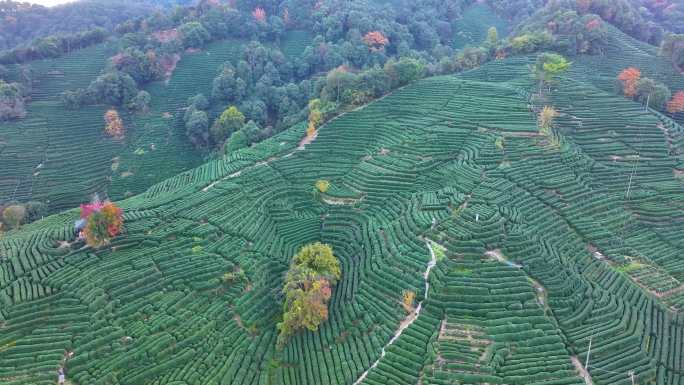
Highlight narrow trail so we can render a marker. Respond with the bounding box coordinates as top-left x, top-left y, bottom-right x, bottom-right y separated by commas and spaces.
484, 249, 522, 268
202, 87, 406, 194
352, 240, 438, 385
528, 277, 549, 312
486, 249, 592, 385
571, 356, 595, 385
201, 141, 304, 192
